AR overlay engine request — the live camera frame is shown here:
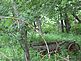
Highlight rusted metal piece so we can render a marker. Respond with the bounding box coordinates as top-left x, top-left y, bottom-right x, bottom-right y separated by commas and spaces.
31, 41, 80, 55
31, 41, 61, 55
66, 42, 80, 52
